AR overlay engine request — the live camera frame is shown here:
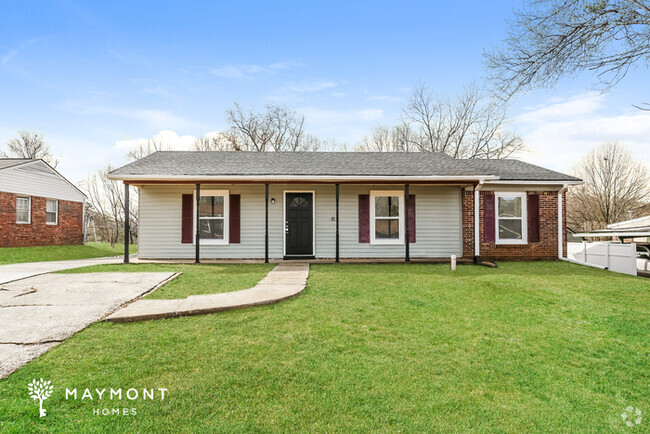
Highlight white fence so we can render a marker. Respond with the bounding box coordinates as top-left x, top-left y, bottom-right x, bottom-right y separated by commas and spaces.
567, 242, 637, 276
